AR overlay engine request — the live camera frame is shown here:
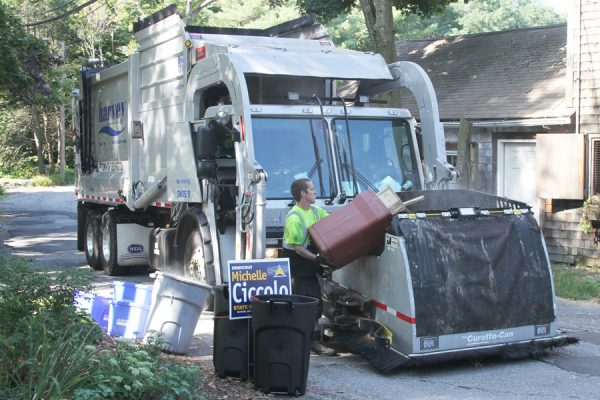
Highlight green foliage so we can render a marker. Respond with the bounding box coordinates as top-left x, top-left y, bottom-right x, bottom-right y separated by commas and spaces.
1, 317, 101, 400
327, 0, 566, 50
448, 0, 565, 35
0, 2, 53, 106
326, 9, 371, 51
553, 264, 600, 302
0, 257, 203, 399
75, 341, 203, 400
0, 257, 94, 336
205, 0, 301, 28
0, 156, 39, 178
279, 0, 459, 23
578, 197, 599, 234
